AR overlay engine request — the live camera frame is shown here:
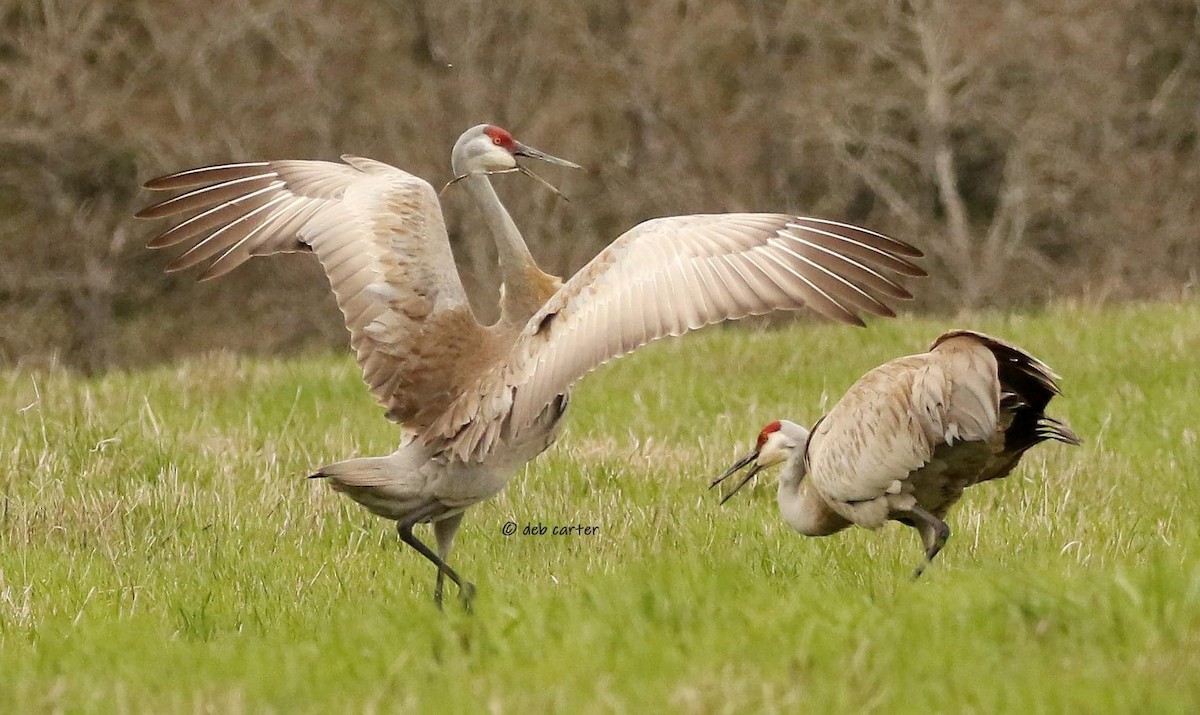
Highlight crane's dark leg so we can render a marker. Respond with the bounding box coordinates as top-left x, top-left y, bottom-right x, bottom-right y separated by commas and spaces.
397, 503, 475, 610
432, 512, 468, 610
905, 505, 950, 580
